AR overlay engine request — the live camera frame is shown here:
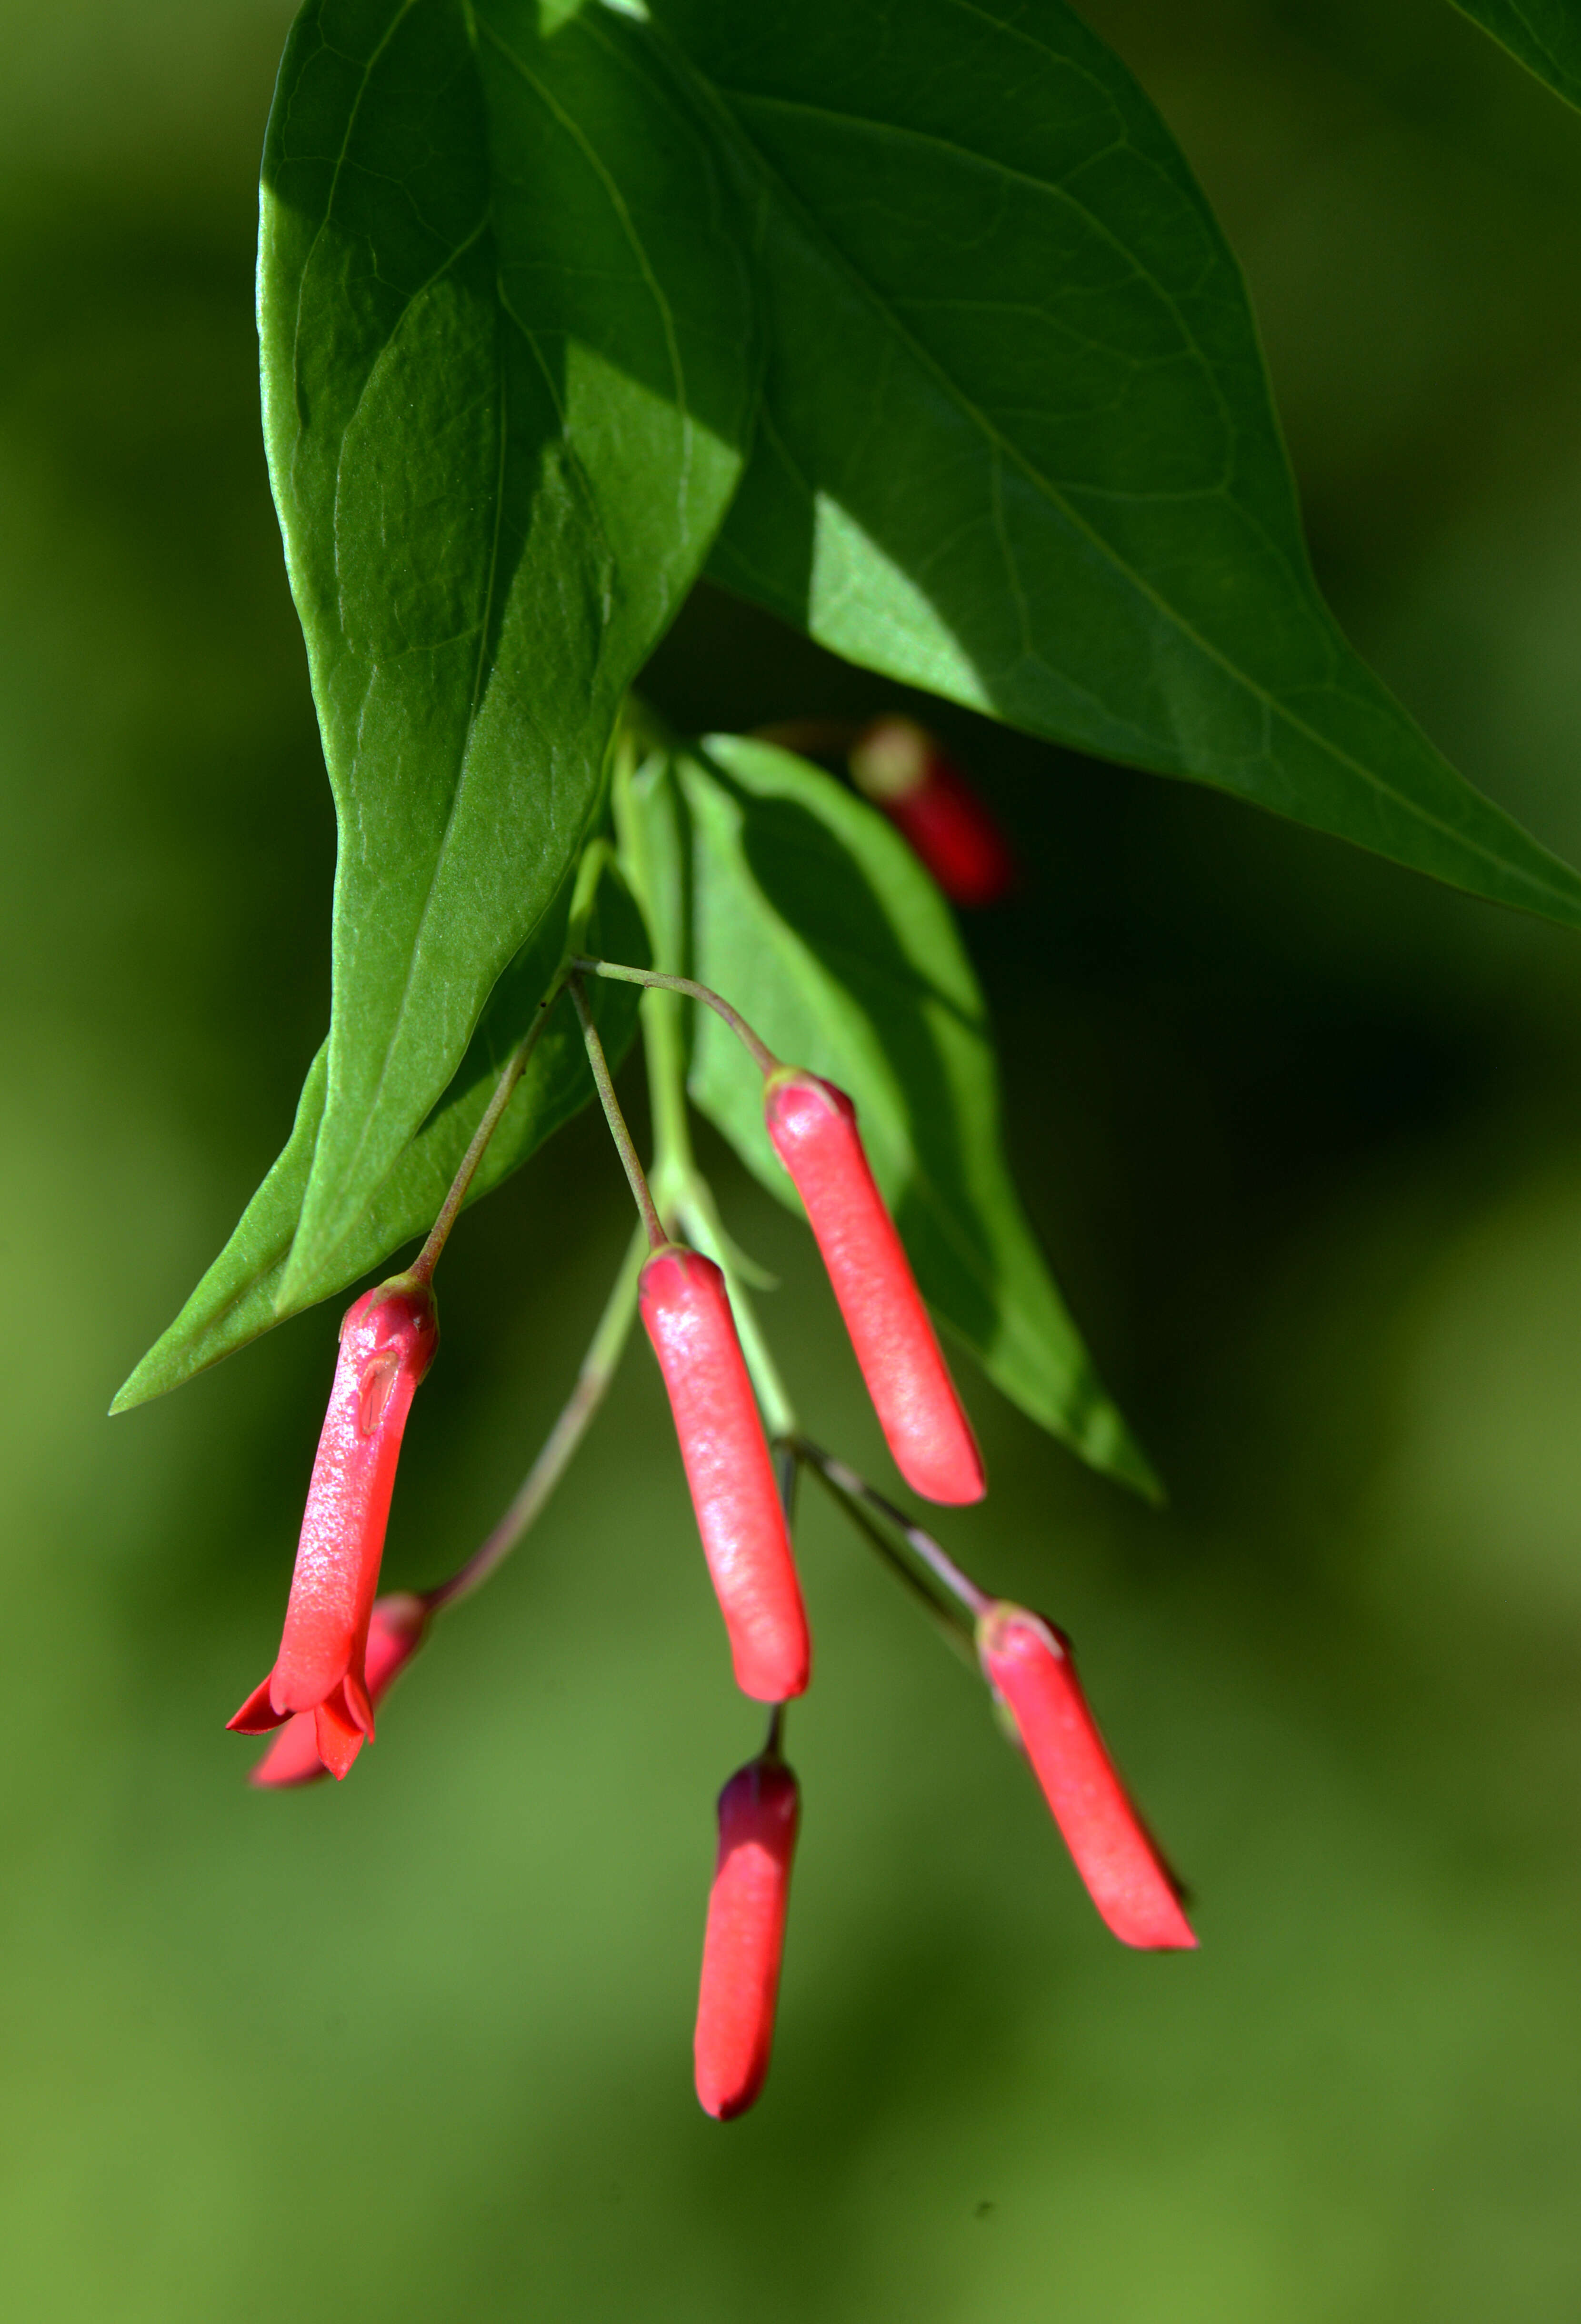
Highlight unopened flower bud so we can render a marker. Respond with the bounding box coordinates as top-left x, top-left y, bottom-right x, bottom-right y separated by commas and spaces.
249, 1593, 431, 1787
764, 1071, 985, 1505
694, 1753, 801, 2120
229, 1275, 439, 1780
977, 1603, 1196, 1950
850, 717, 1015, 907
640, 1245, 811, 1702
